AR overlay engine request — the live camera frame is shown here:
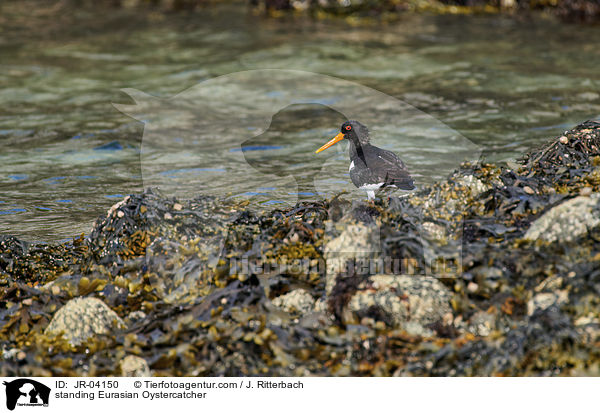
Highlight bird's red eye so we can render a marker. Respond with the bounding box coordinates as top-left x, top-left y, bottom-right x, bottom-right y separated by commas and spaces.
345, 125, 352, 131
